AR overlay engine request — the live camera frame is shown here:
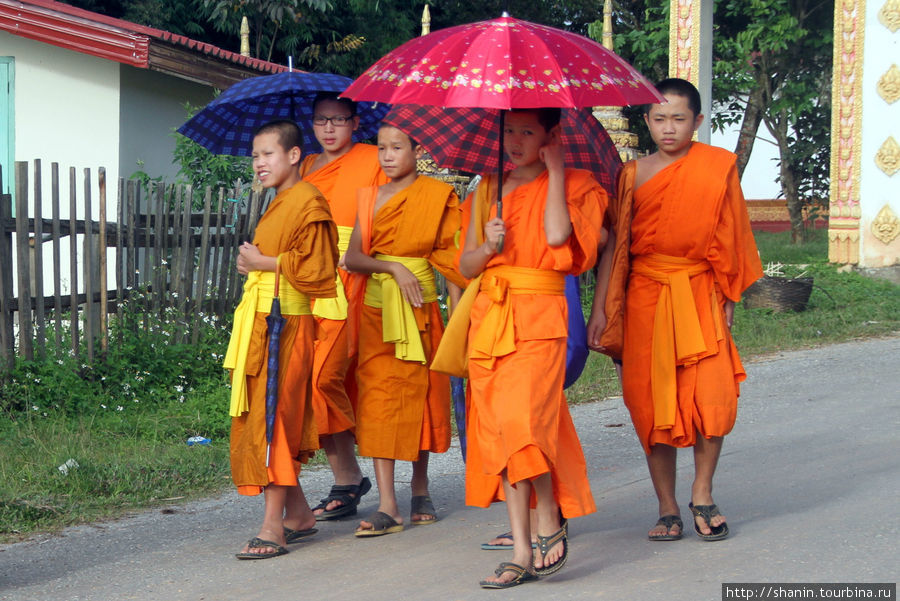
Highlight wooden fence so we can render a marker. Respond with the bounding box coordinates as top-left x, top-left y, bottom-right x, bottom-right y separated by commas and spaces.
0, 160, 267, 370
